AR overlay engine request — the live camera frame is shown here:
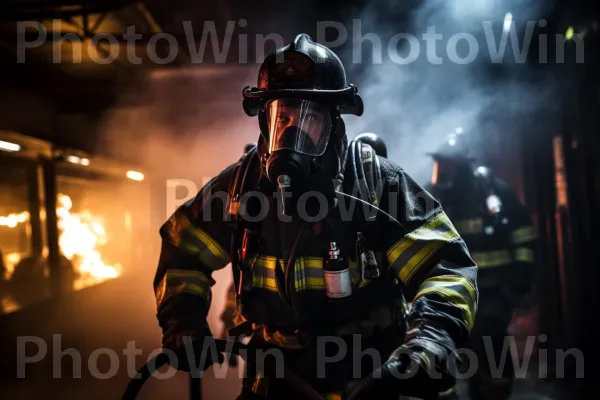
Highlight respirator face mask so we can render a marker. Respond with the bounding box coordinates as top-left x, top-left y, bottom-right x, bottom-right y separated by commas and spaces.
265, 98, 333, 186
267, 98, 332, 156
